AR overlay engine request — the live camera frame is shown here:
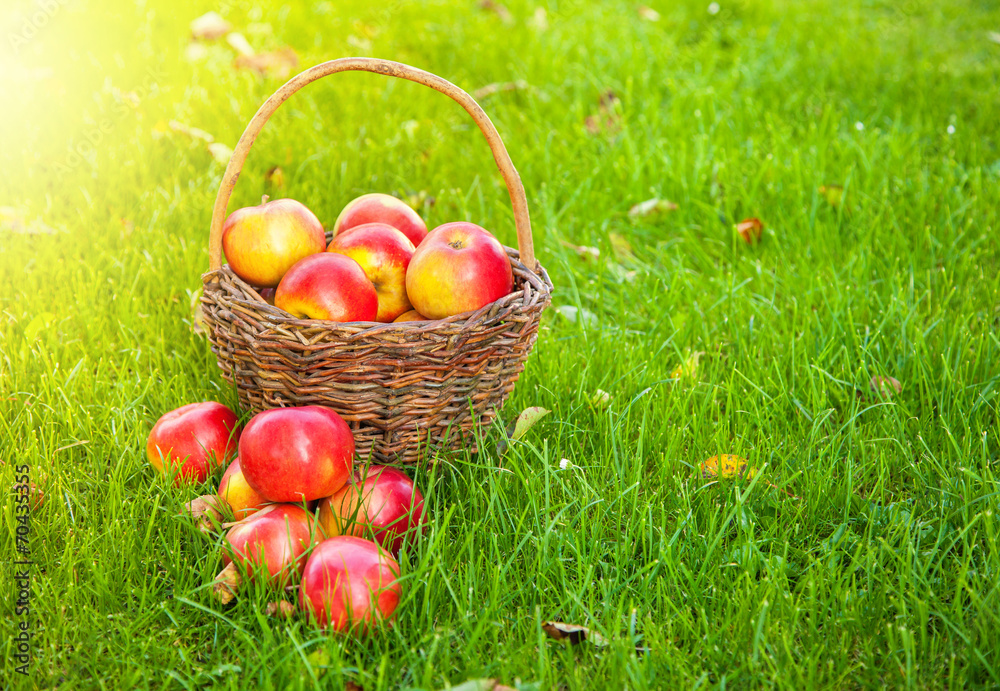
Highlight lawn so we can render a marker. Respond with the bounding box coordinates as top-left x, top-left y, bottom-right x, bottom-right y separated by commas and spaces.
2, 0, 1000, 688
